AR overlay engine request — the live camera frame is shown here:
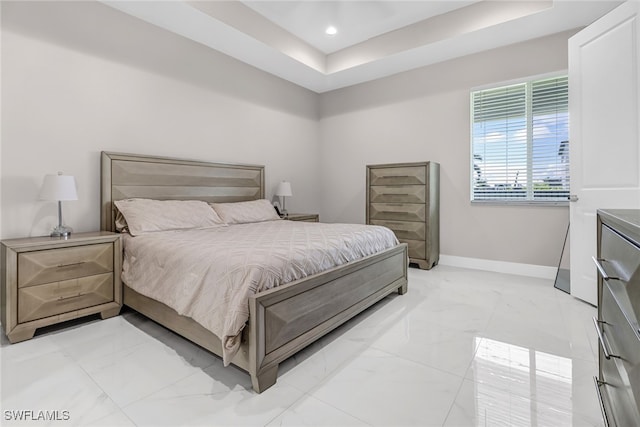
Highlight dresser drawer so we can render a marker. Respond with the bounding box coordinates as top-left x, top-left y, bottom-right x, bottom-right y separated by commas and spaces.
369, 203, 426, 222
370, 186, 426, 204
601, 224, 640, 282
401, 239, 426, 260
601, 225, 640, 328
371, 220, 425, 241
369, 166, 426, 186
600, 353, 640, 427
18, 243, 114, 288
598, 281, 640, 425
18, 272, 114, 322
